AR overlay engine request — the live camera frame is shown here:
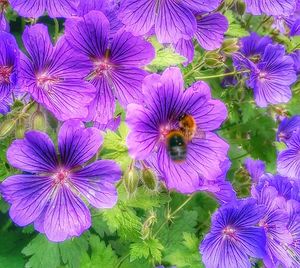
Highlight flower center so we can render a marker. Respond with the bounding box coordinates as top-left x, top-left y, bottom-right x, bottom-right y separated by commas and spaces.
222, 226, 236, 238
0, 65, 12, 84
36, 72, 60, 91
258, 71, 268, 80
53, 169, 70, 185
159, 124, 173, 141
